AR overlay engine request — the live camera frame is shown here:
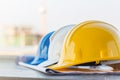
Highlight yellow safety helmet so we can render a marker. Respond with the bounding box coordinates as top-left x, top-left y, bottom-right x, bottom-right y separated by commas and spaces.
48, 20, 120, 70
